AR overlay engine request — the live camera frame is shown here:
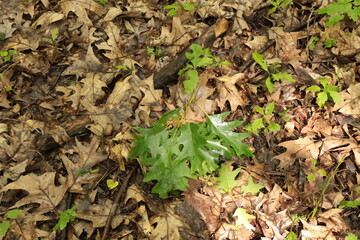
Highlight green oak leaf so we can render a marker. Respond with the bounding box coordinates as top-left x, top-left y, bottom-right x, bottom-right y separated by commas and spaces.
241, 176, 264, 195
214, 163, 241, 193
